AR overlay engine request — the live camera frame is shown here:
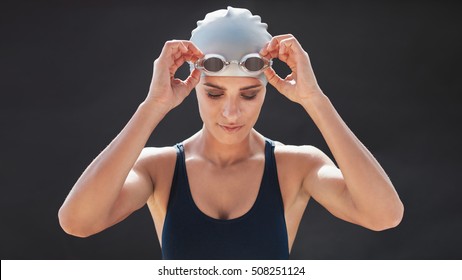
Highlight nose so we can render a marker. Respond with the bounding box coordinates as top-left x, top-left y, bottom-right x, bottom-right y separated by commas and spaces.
222, 97, 241, 121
